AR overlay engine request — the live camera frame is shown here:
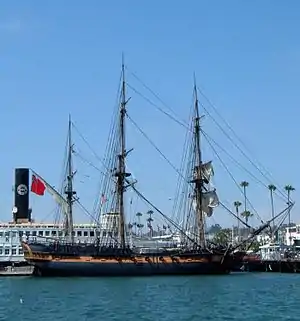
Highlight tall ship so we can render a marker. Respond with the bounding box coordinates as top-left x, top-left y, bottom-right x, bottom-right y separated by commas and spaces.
21, 62, 274, 276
